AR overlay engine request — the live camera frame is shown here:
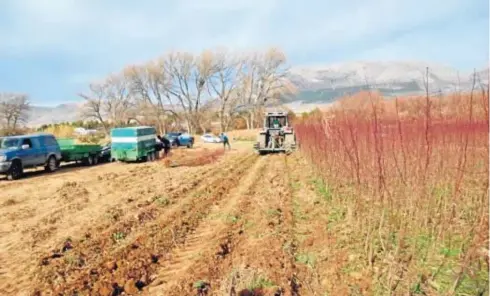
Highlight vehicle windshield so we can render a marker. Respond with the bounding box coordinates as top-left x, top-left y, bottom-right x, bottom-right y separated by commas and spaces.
267, 116, 287, 128
166, 133, 180, 138
0, 138, 20, 149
